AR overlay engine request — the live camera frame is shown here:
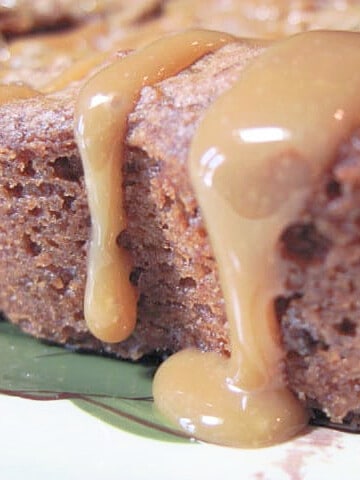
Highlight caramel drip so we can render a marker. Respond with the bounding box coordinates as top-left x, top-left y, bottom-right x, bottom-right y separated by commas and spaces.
74, 30, 235, 343
41, 20, 183, 93
0, 84, 40, 104
3, 1, 360, 92
42, 51, 110, 93
153, 30, 360, 447
0, 20, 108, 87
0, 3, 195, 90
